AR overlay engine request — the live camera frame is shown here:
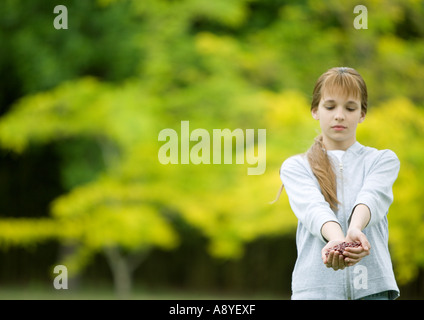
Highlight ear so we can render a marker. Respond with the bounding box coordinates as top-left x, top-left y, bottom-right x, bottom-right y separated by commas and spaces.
358, 110, 366, 123
311, 107, 319, 120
